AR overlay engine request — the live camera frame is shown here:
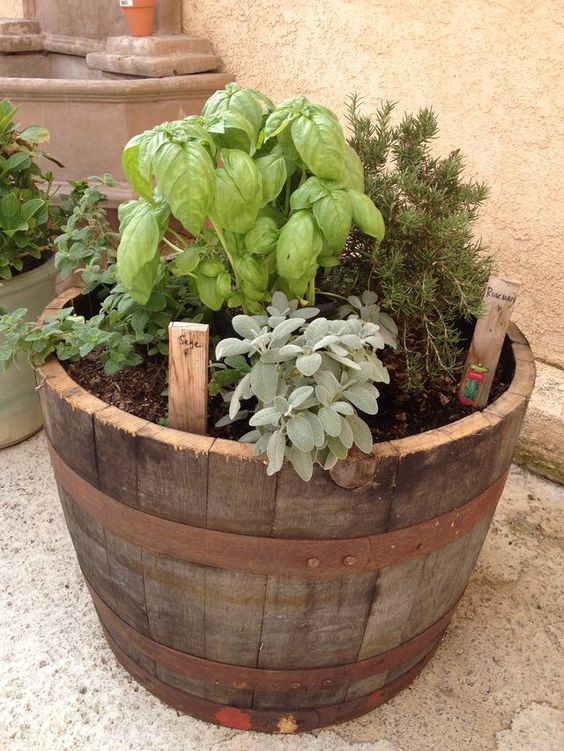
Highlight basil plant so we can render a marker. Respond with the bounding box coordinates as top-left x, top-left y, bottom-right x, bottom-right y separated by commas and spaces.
117, 83, 385, 314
